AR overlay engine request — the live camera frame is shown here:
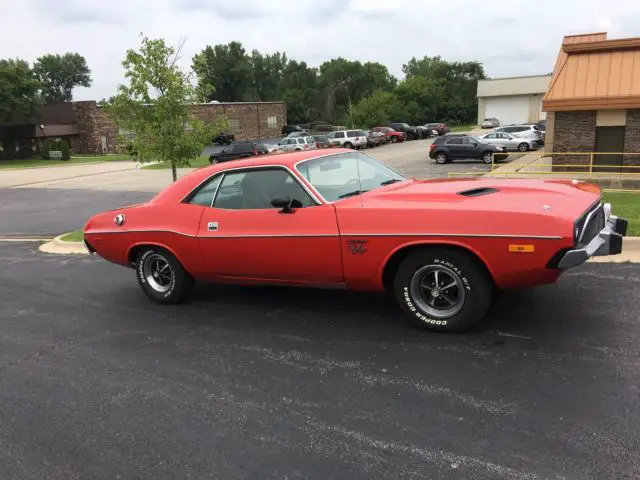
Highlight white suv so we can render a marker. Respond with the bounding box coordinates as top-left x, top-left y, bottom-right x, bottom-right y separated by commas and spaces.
327, 130, 368, 149
277, 136, 317, 153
